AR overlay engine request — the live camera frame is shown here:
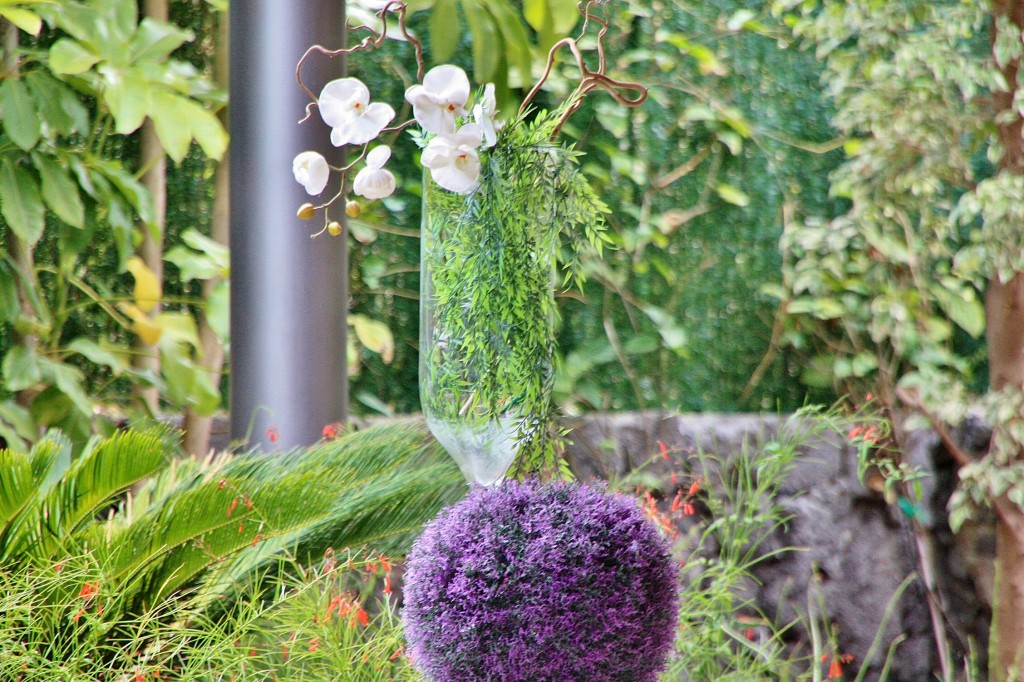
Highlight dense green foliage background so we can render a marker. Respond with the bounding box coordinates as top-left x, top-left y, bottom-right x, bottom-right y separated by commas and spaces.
0, 0, 851, 429
341, 0, 847, 416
